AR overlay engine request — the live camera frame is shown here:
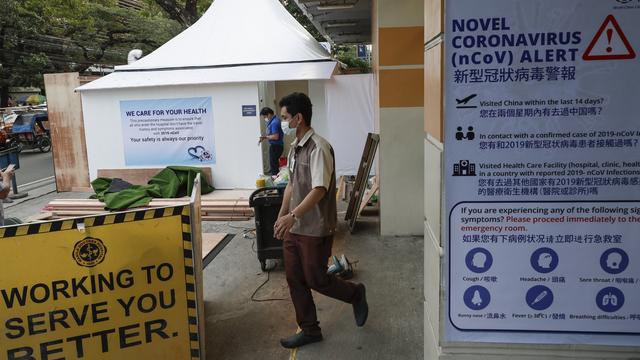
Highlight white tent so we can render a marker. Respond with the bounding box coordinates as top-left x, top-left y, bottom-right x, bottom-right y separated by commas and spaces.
79, 0, 337, 91
76, 0, 337, 189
